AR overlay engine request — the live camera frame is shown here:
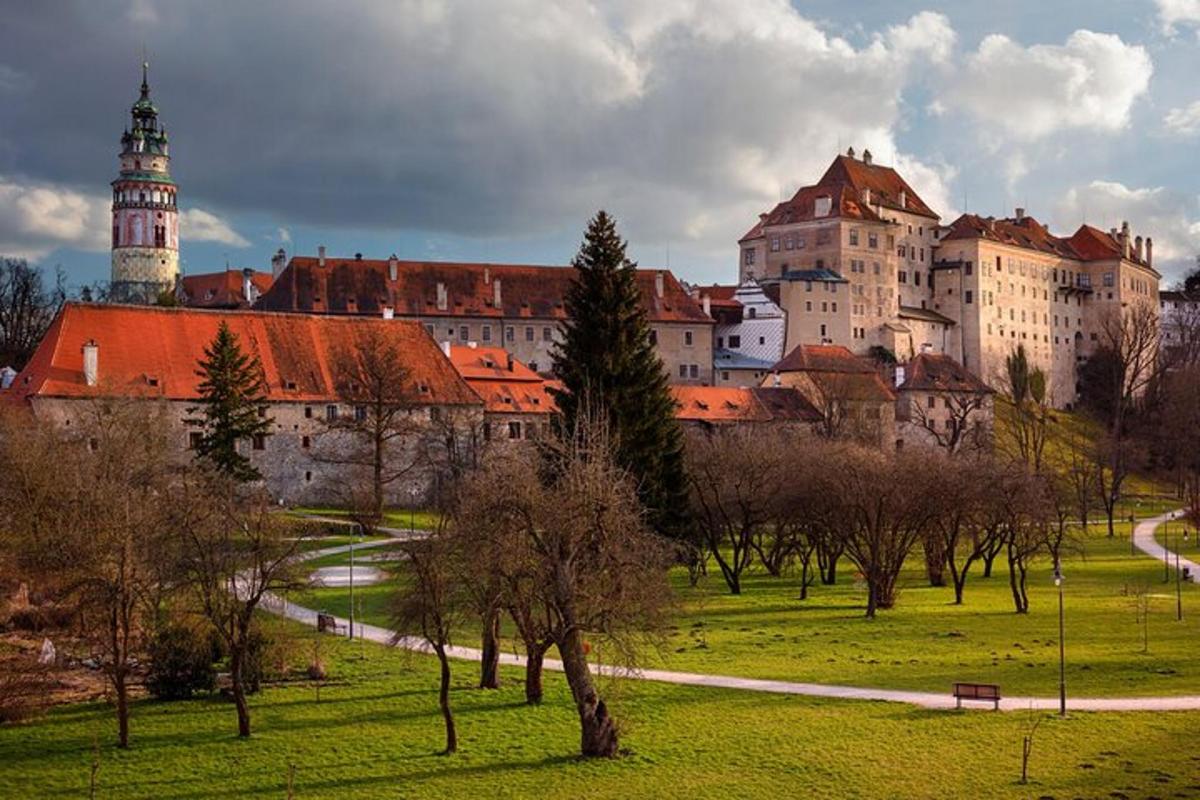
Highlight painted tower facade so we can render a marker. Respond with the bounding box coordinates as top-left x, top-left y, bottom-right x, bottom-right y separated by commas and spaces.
110, 63, 179, 303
